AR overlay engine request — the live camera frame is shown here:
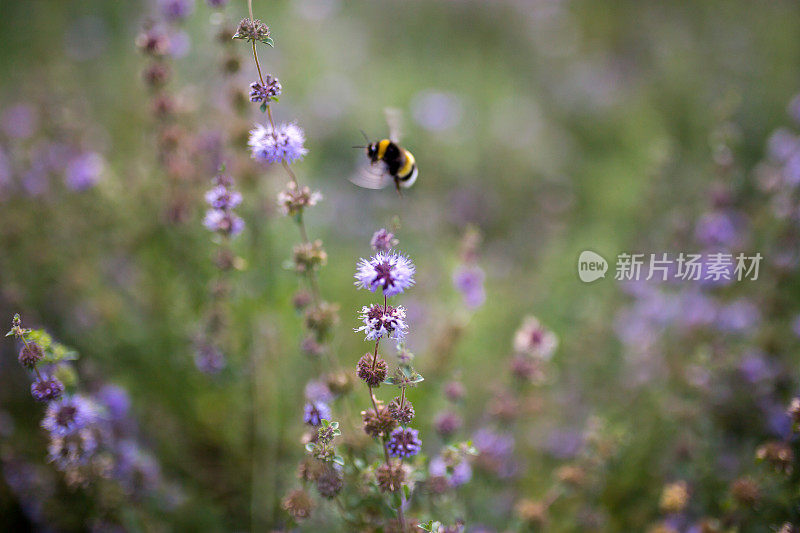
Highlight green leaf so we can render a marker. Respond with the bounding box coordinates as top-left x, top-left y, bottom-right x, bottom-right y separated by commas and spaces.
330, 421, 338, 429
403, 484, 411, 500
384, 376, 398, 385
262, 36, 274, 47
333, 455, 345, 466
260, 102, 267, 113
270, 96, 280, 103
305, 443, 315, 453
